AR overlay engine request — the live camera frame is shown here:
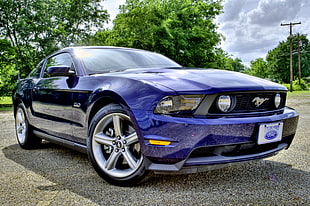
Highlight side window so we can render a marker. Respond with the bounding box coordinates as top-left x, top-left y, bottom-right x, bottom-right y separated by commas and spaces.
43, 53, 75, 78
28, 61, 44, 79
